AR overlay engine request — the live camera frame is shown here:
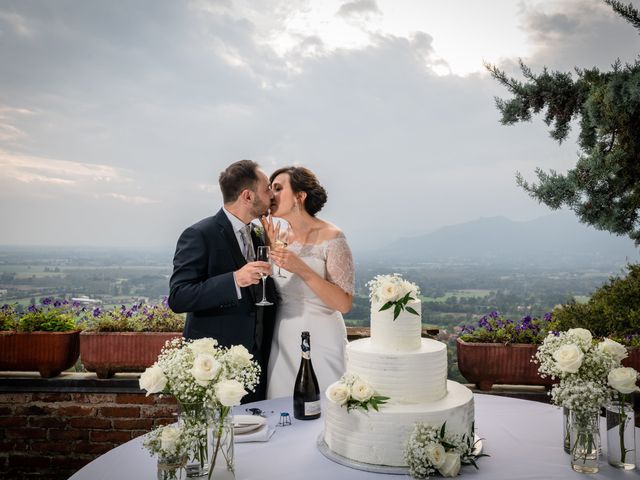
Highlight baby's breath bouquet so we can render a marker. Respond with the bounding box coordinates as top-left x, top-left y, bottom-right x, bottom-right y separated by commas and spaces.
367, 274, 420, 320
535, 328, 629, 472
404, 422, 485, 479
143, 423, 192, 480
139, 337, 260, 479
326, 373, 389, 412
